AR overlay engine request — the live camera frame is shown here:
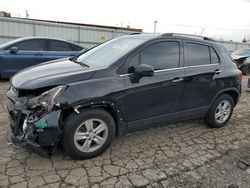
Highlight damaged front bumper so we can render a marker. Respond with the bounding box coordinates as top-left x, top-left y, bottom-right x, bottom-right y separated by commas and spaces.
6, 89, 62, 157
